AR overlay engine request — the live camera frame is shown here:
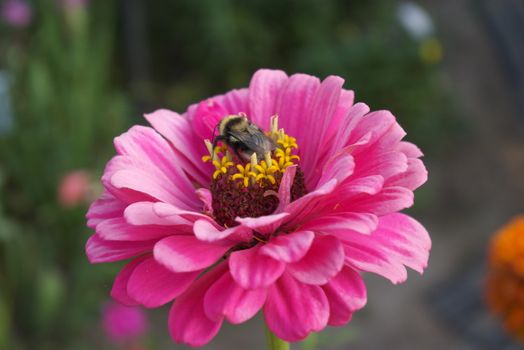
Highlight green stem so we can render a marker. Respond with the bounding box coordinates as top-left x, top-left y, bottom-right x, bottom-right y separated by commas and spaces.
265, 325, 289, 350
